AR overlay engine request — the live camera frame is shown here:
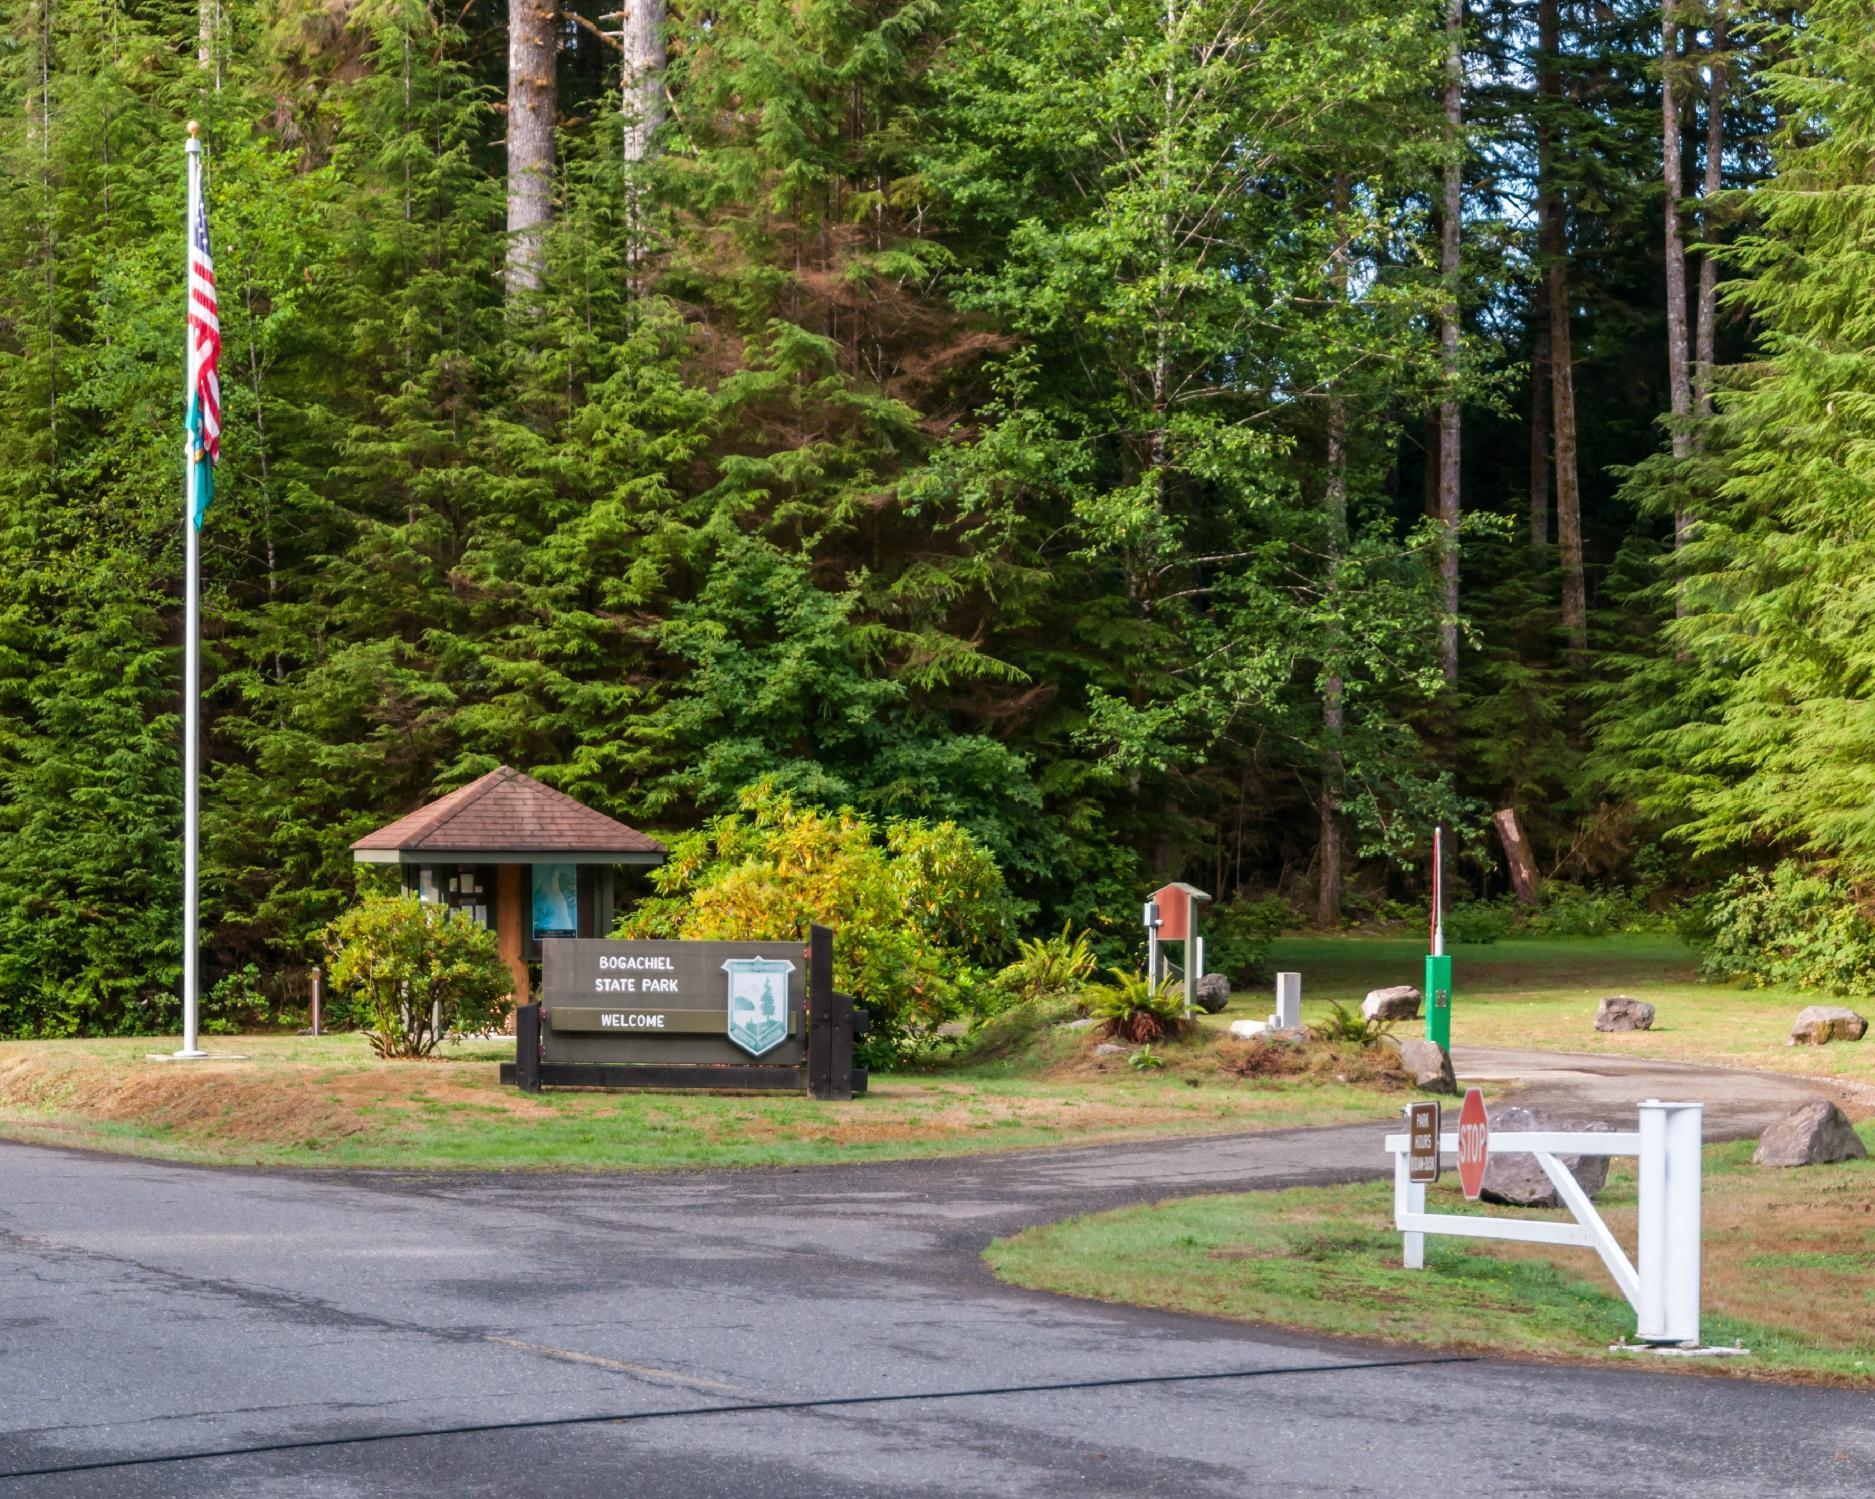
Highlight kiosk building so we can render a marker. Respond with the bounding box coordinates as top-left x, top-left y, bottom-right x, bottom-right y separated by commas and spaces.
350, 766, 666, 1001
